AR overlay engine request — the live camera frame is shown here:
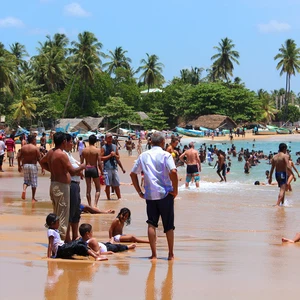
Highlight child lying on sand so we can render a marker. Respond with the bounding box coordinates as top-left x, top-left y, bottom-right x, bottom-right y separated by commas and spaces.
79, 223, 136, 254
45, 213, 107, 261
